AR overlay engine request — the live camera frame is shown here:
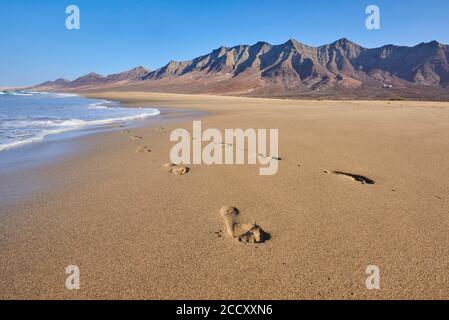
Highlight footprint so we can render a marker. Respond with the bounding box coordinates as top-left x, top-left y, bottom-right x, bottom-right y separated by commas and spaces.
324, 170, 375, 185
121, 129, 131, 134
258, 153, 282, 161
170, 166, 189, 175
136, 146, 152, 153
219, 206, 269, 244
164, 163, 190, 175
130, 135, 143, 141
